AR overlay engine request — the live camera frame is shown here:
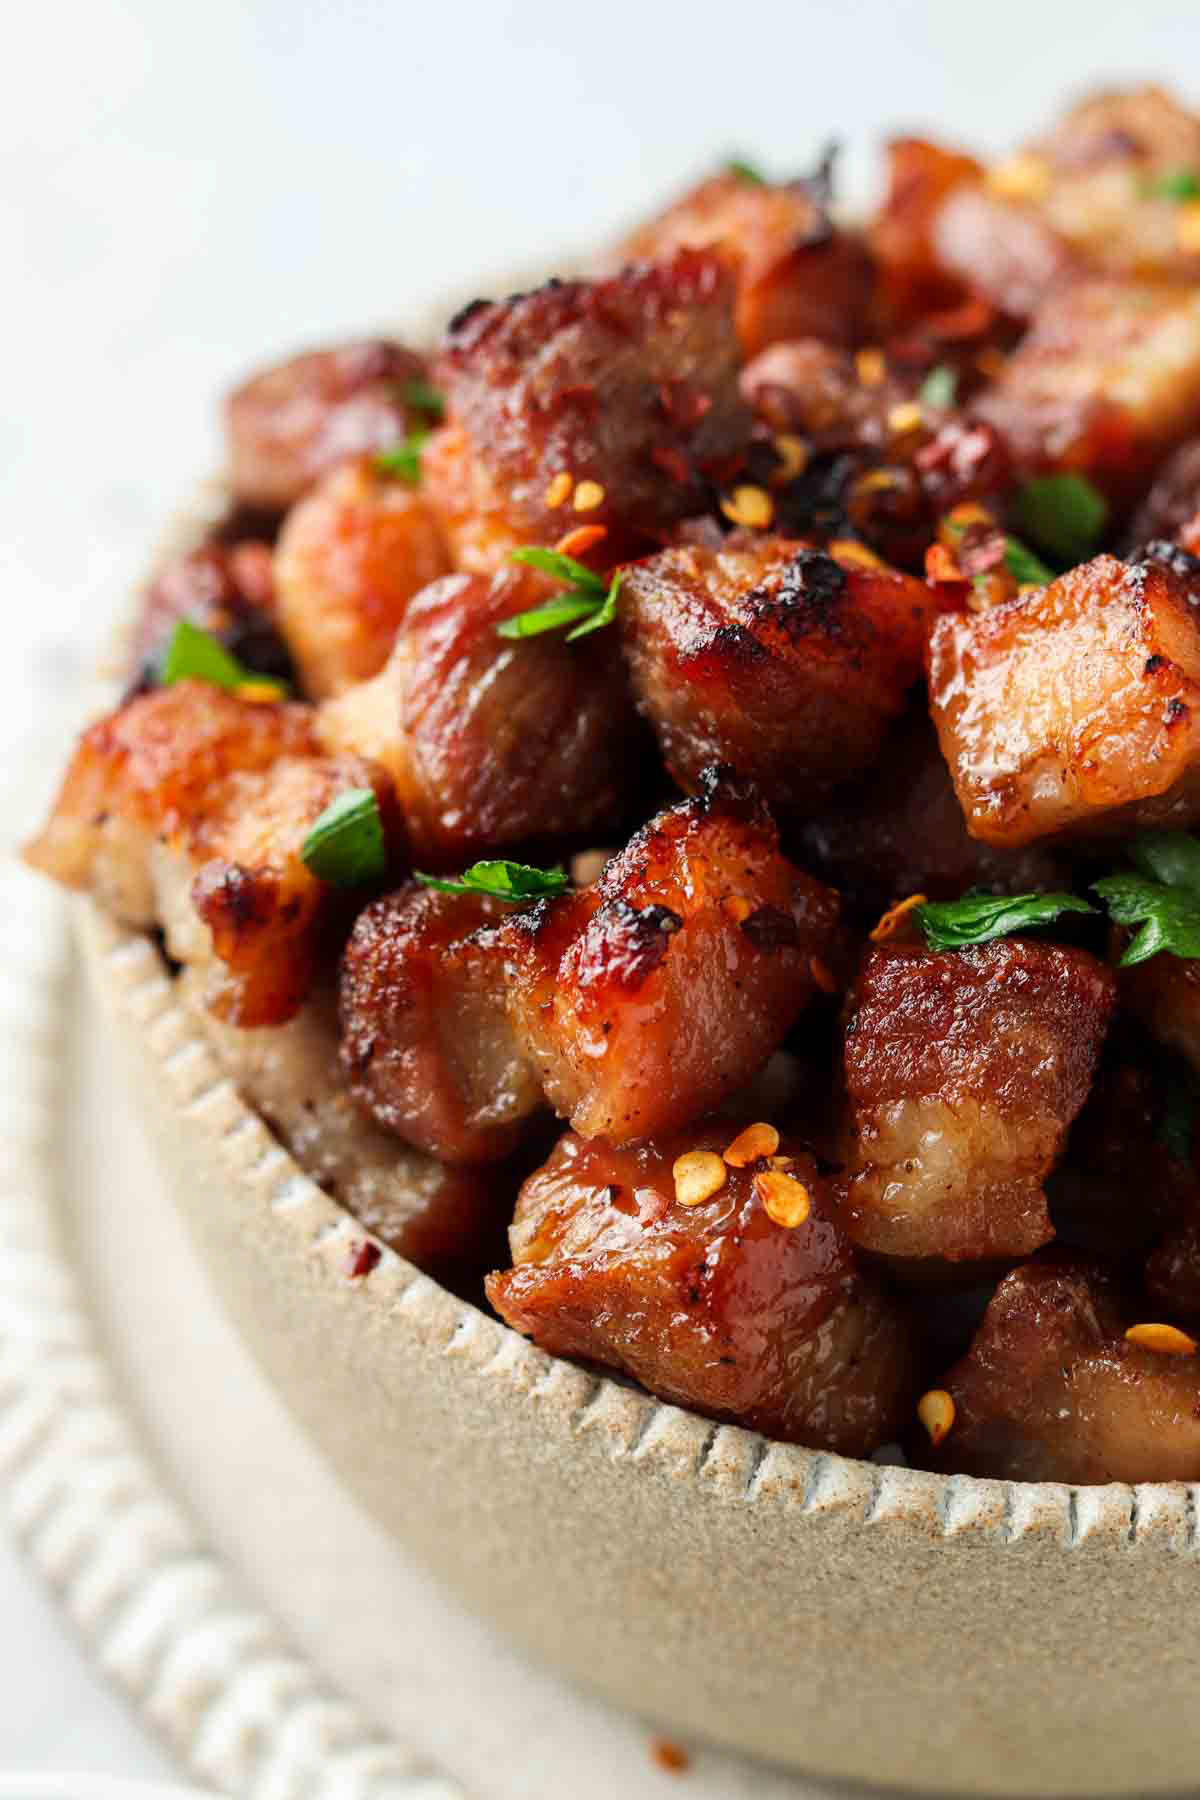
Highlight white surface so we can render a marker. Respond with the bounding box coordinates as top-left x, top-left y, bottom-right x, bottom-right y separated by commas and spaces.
3, 0, 1200, 1783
